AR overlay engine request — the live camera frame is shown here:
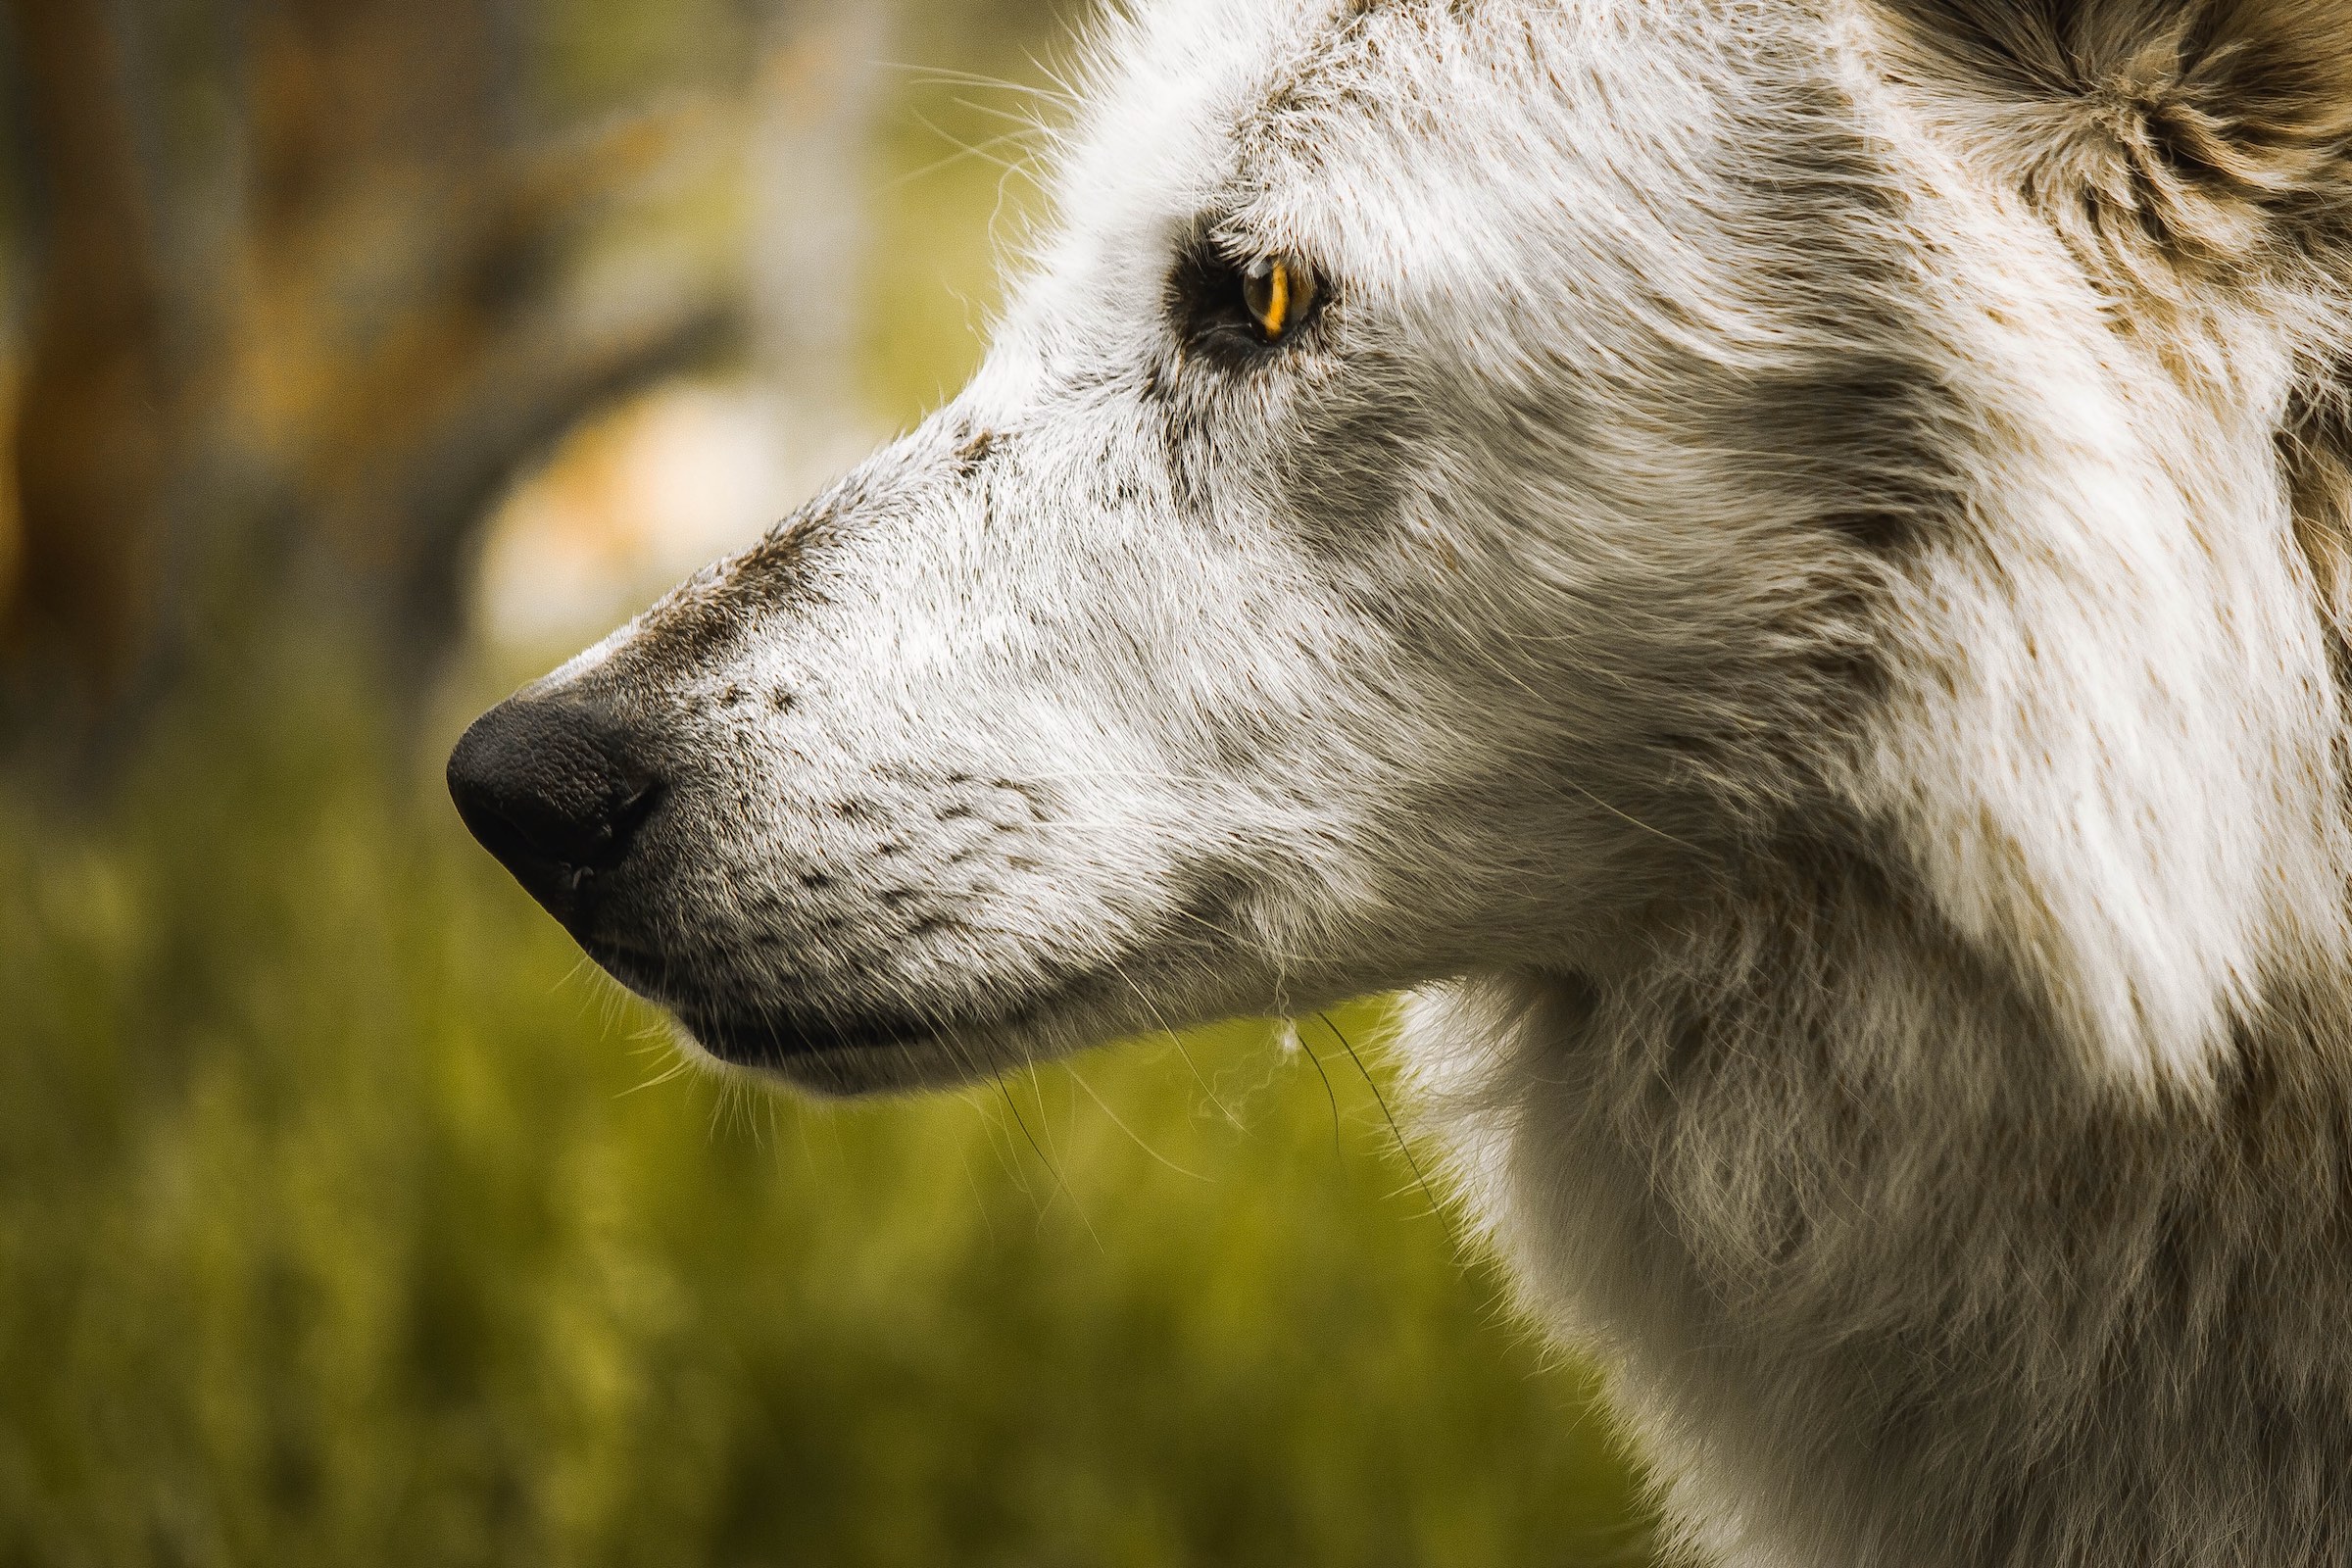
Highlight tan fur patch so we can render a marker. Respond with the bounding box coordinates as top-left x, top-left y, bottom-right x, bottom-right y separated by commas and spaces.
1881, 0, 2352, 272
2284, 371, 2352, 651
